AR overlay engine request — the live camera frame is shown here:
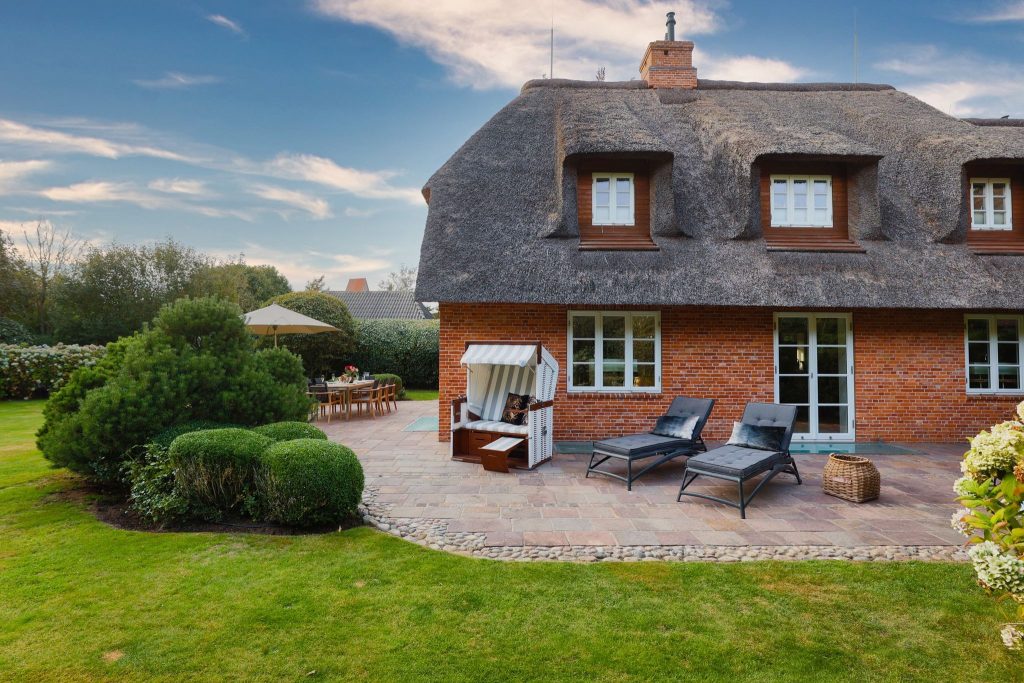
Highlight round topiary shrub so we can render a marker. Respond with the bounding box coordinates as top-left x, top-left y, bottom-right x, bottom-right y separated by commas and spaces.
253, 421, 327, 442
151, 420, 241, 450
256, 439, 364, 527
371, 373, 404, 399
169, 428, 273, 518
